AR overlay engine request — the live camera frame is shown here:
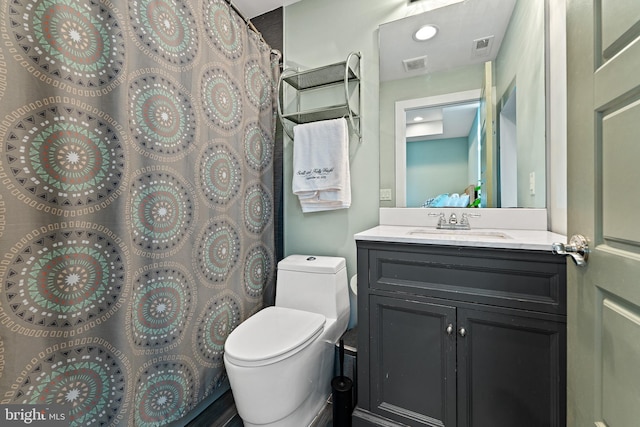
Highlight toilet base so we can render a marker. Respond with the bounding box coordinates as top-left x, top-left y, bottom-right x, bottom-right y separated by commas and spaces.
228, 320, 340, 427
231, 340, 334, 426
240, 390, 329, 427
